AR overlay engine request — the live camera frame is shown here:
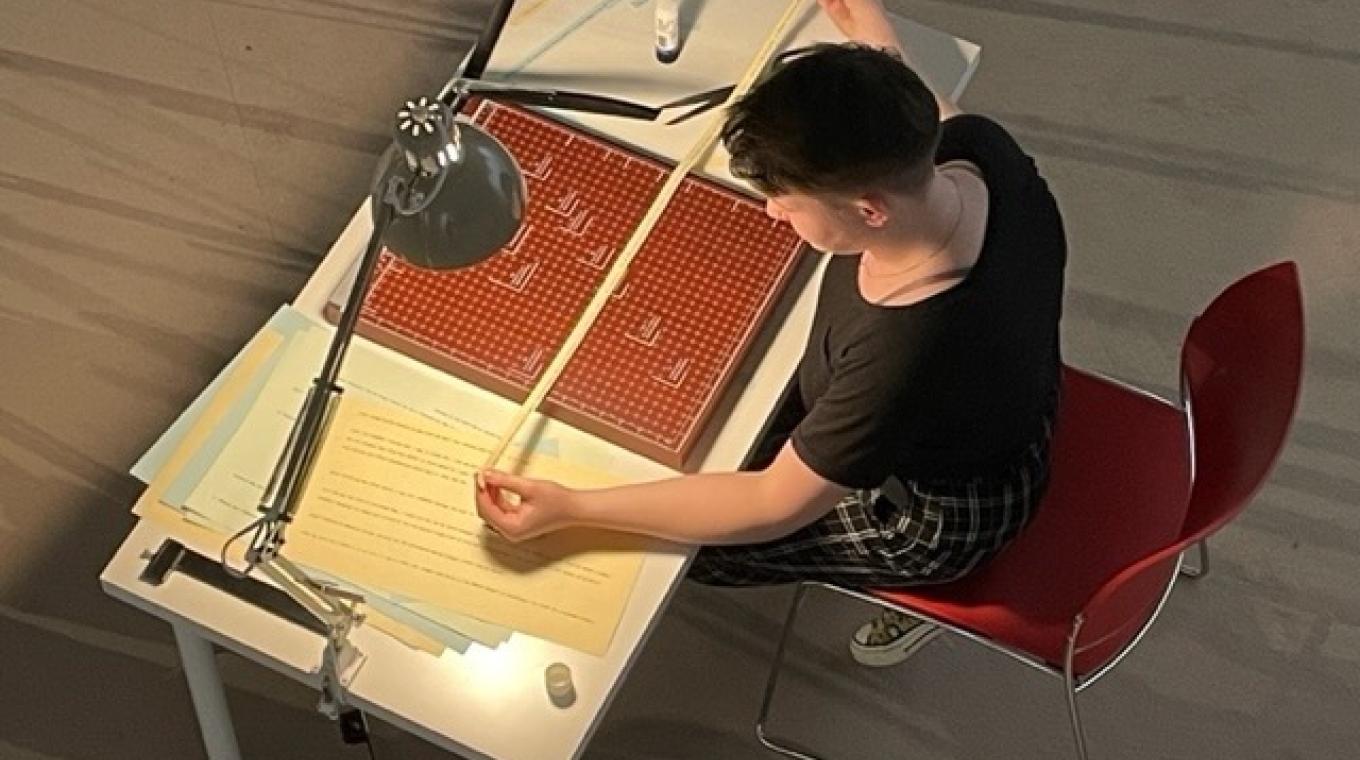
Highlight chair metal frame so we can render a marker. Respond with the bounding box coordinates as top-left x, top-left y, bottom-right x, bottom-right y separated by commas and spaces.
755, 371, 1201, 760
750, 259, 1300, 755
